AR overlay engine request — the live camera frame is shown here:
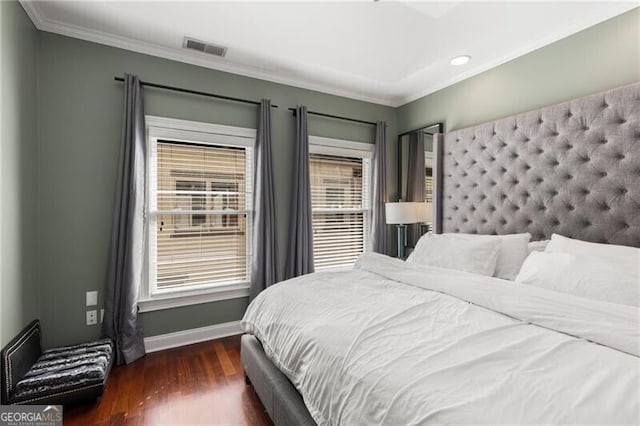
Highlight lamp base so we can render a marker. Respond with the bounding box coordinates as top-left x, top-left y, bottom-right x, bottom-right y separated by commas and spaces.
396, 224, 407, 259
